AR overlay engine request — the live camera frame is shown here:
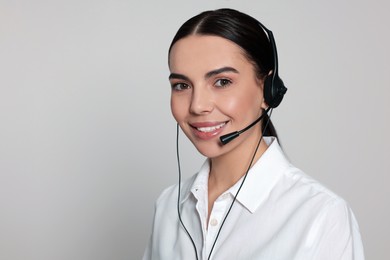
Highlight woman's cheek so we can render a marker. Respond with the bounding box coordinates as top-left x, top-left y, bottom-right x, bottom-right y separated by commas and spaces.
170, 97, 186, 122
220, 97, 242, 115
